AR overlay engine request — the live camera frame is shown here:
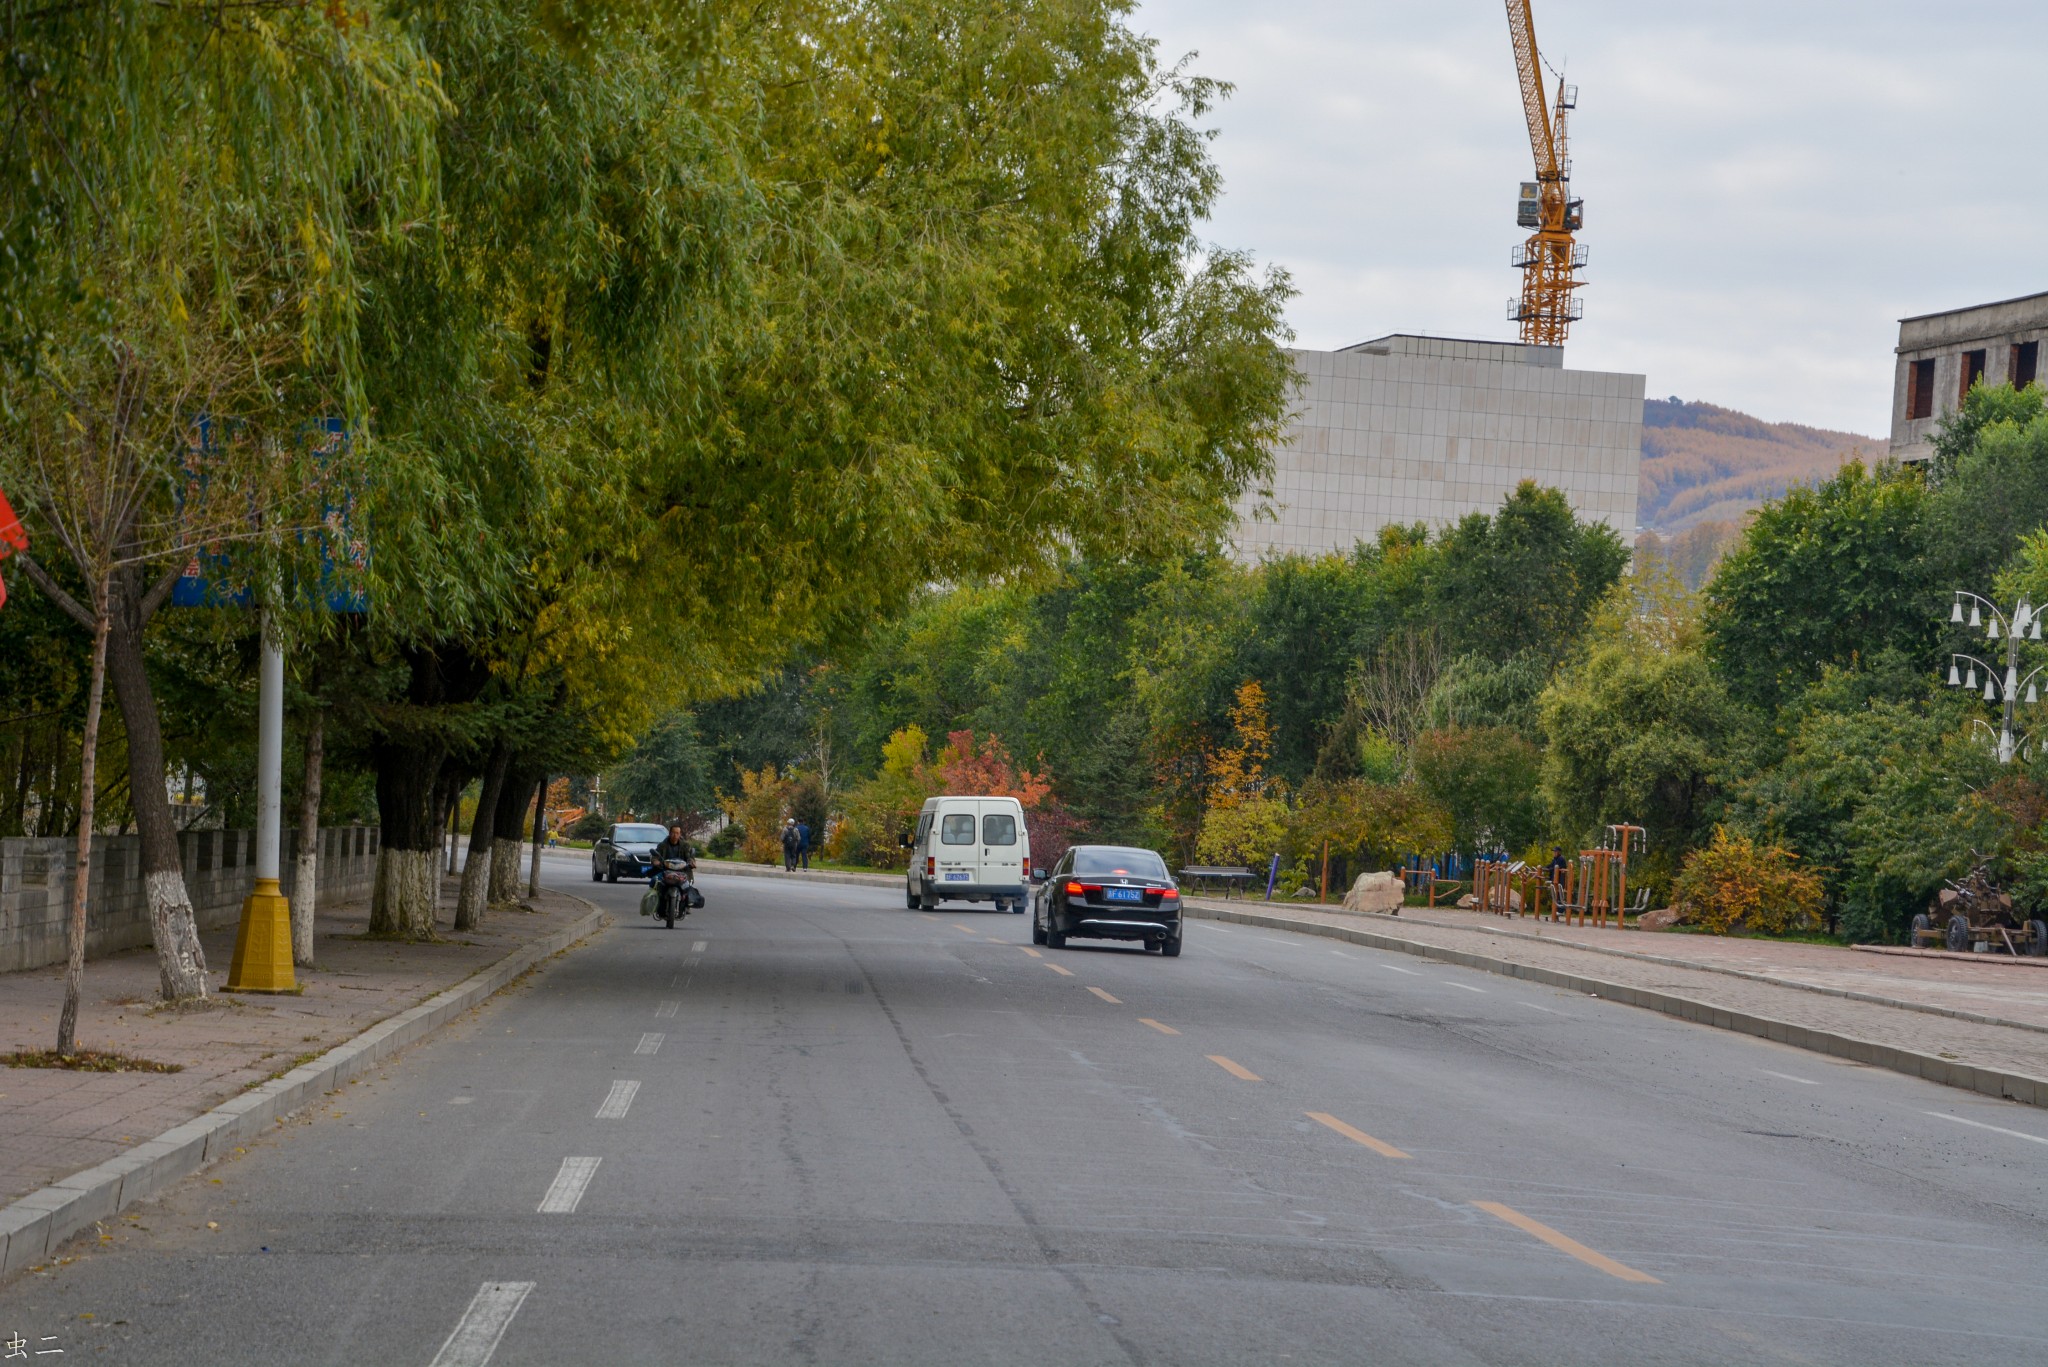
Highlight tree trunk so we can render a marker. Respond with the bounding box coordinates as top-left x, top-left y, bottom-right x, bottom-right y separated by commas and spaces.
370, 739, 443, 940
101, 573, 208, 1001
291, 708, 324, 967
58, 602, 111, 1056
489, 768, 535, 905
445, 779, 461, 874
527, 772, 547, 899
456, 741, 511, 931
